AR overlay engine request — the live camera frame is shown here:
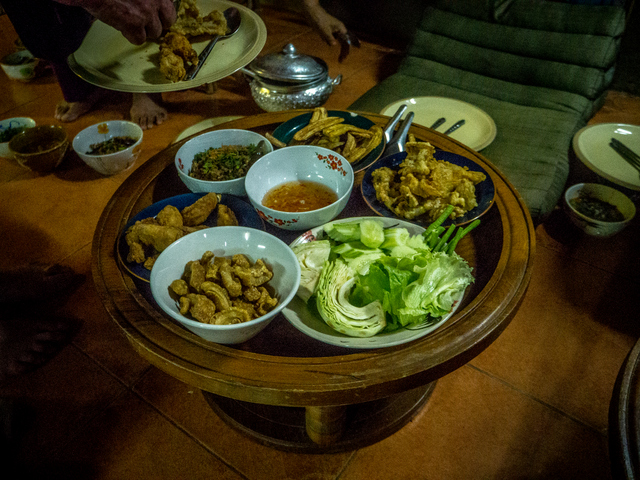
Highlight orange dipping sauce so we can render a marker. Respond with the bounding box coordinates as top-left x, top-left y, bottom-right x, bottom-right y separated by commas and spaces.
262, 180, 338, 212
